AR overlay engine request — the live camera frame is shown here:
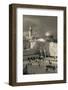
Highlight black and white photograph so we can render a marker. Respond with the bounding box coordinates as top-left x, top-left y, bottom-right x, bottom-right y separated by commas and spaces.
9, 4, 66, 86
23, 15, 57, 75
